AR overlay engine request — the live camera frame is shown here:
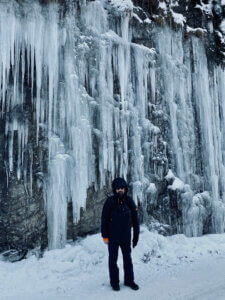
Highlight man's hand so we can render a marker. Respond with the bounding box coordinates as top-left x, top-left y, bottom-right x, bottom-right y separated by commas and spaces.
103, 238, 109, 244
